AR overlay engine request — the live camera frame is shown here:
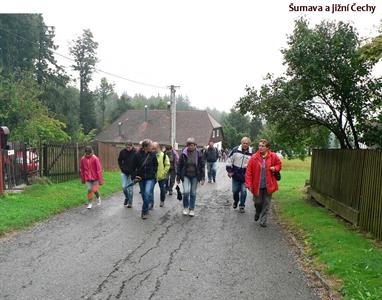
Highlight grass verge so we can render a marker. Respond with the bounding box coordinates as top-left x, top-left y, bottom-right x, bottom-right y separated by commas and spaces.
276, 159, 382, 300
0, 171, 121, 236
